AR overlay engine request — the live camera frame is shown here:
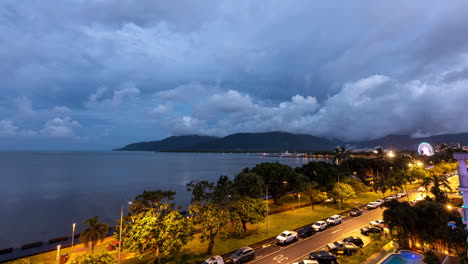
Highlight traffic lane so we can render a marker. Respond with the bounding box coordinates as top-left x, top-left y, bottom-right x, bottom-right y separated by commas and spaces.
250, 207, 385, 264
